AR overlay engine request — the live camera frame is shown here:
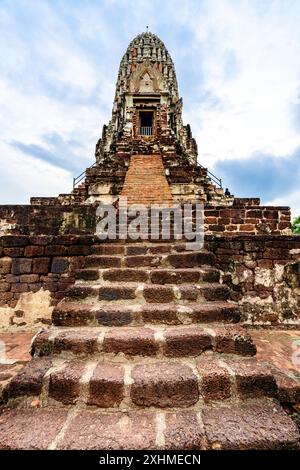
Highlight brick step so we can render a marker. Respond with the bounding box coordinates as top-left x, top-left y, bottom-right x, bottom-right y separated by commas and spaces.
52, 301, 241, 326
1, 400, 298, 449
89, 243, 184, 256
75, 267, 220, 284
31, 324, 256, 359
2, 356, 282, 410
64, 282, 230, 304
84, 251, 215, 269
